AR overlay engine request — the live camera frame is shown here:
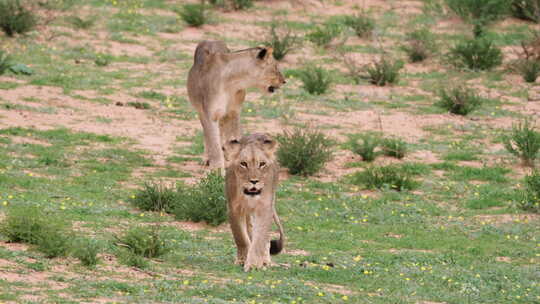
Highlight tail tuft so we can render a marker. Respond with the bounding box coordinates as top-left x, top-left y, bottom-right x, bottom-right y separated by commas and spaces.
269, 239, 283, 255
